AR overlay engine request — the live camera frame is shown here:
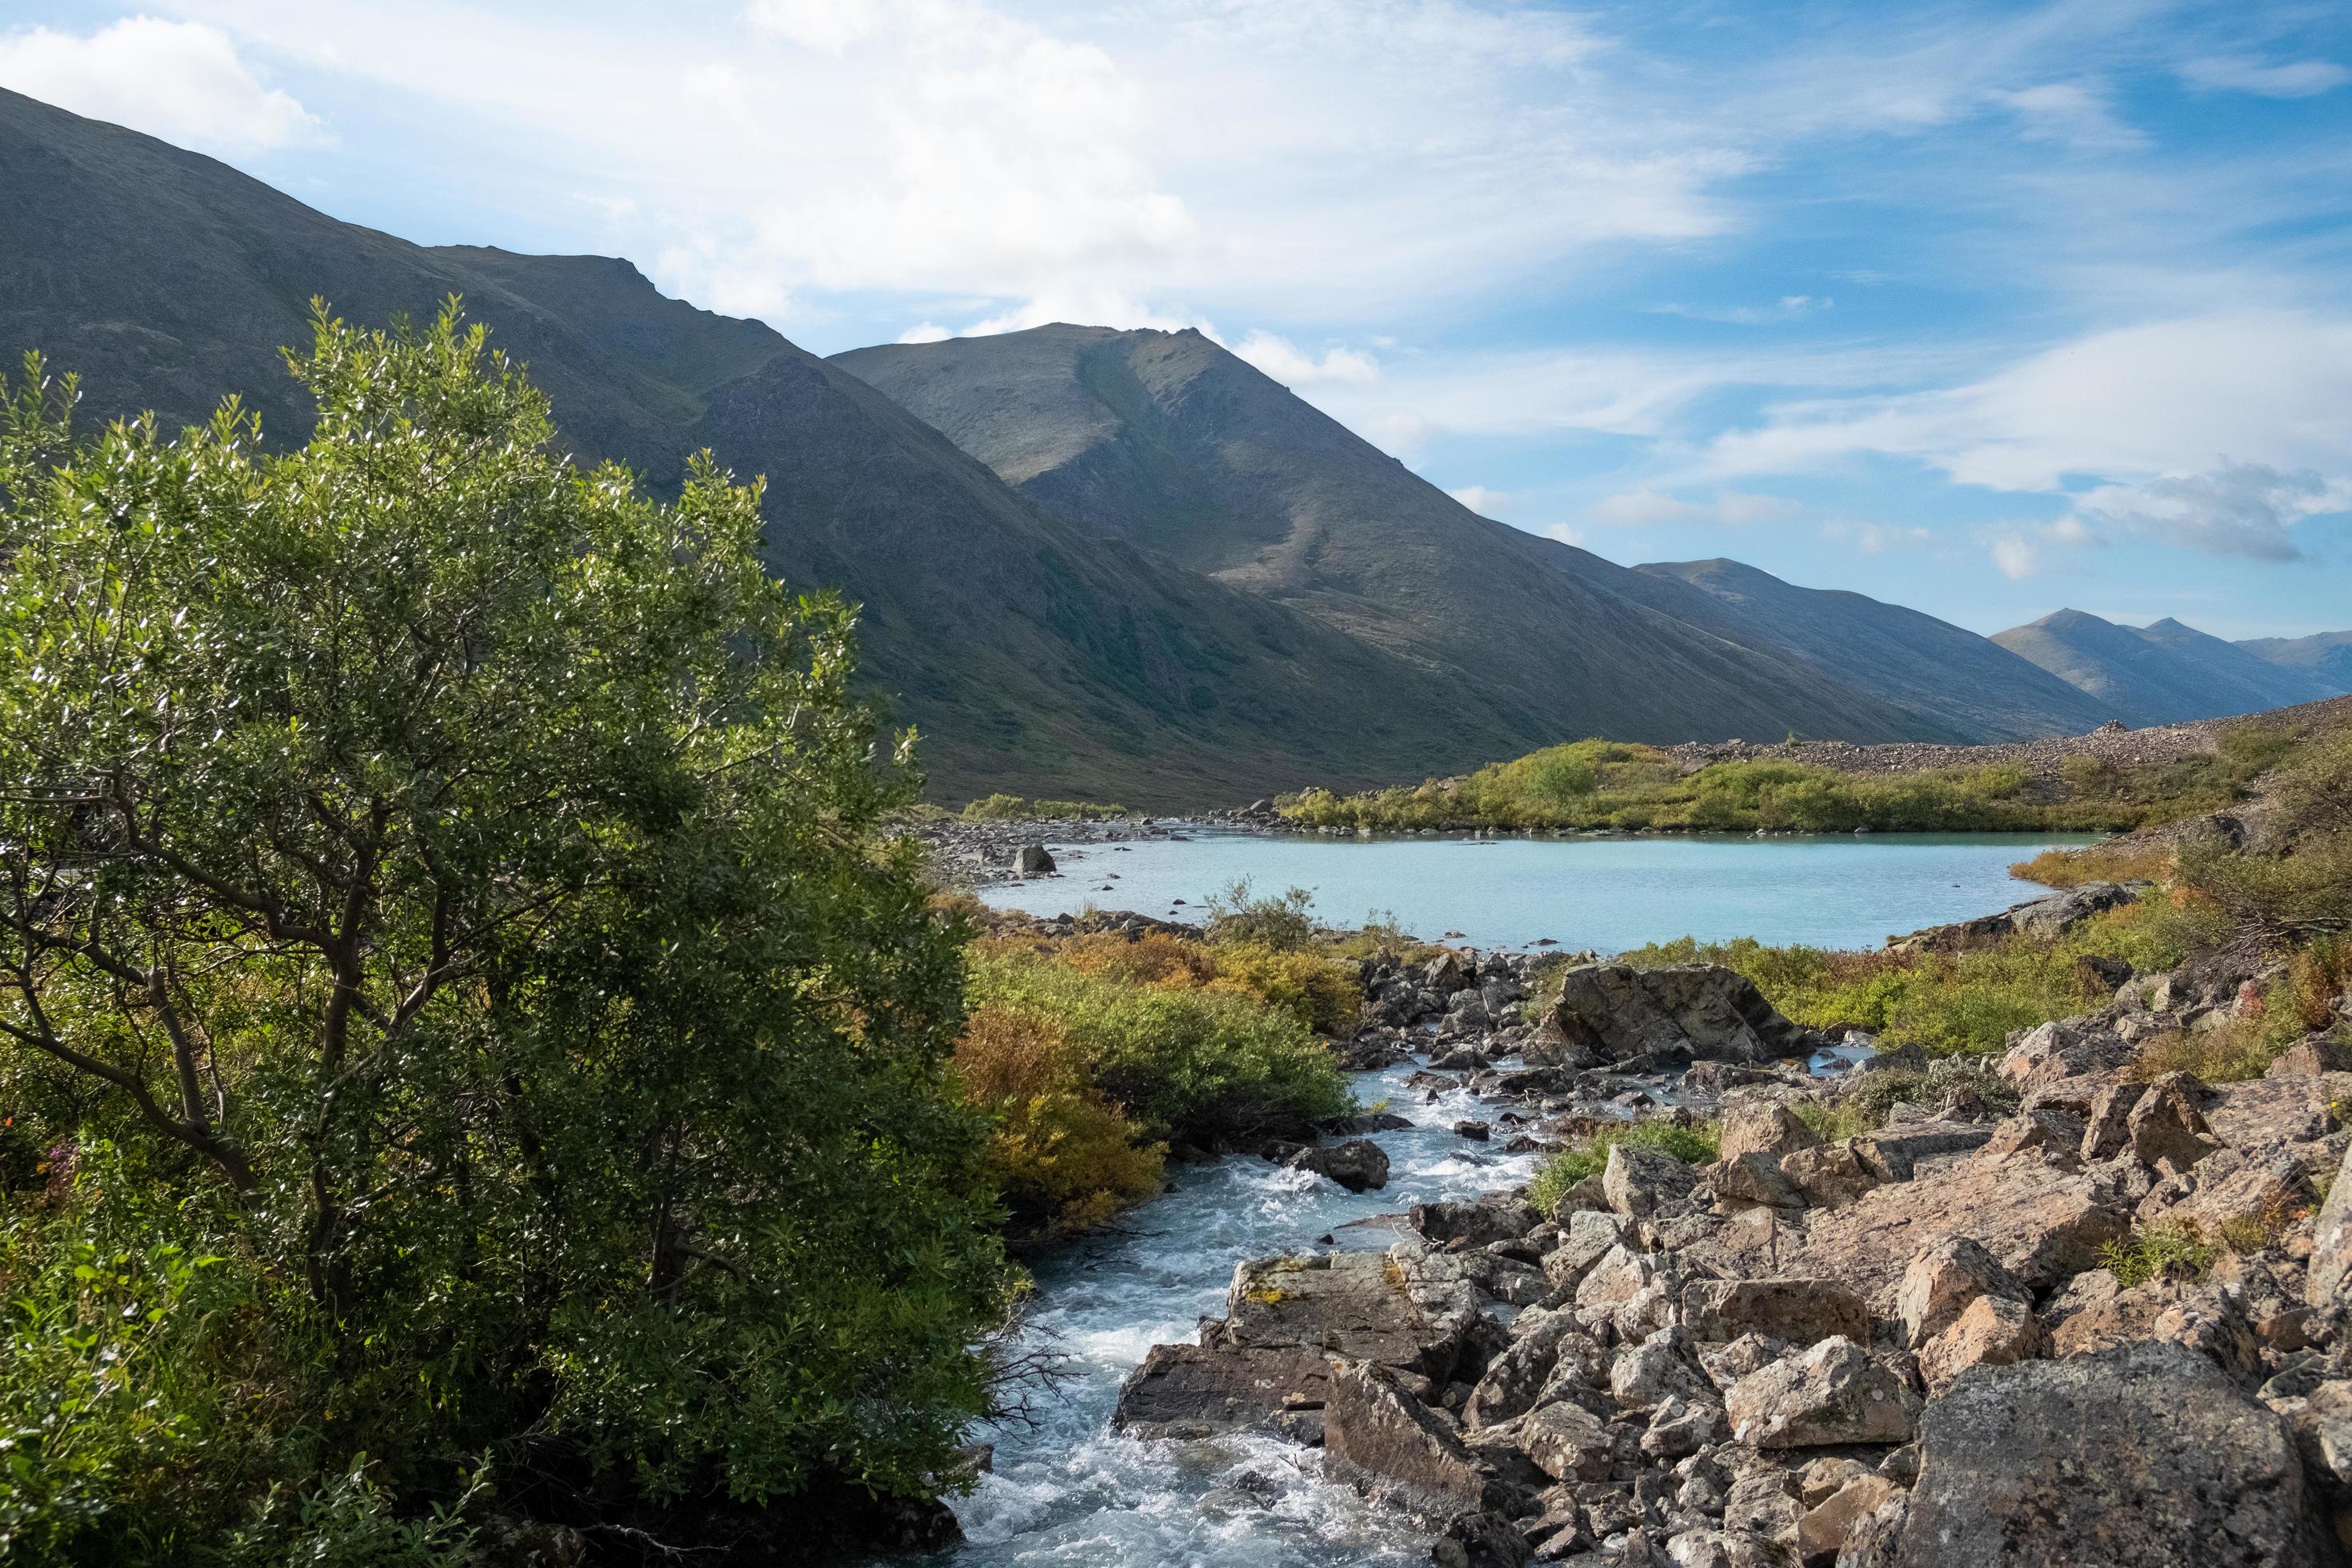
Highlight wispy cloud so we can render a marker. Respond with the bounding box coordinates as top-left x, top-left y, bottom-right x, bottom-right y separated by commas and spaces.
1233, 331, 1378, 385
1651, 295, 1834, 325
2178, 54, 2350, 98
